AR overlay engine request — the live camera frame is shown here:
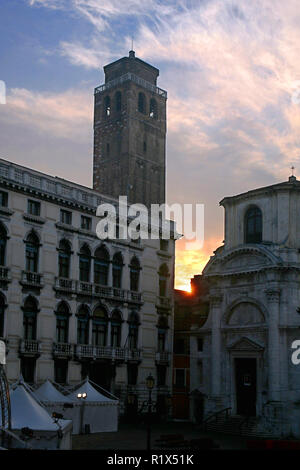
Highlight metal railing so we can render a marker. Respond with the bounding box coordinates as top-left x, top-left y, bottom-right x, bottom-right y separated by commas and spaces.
155, 351, 170, 363
95, 72, 167, 98
203, 407, 232, 429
